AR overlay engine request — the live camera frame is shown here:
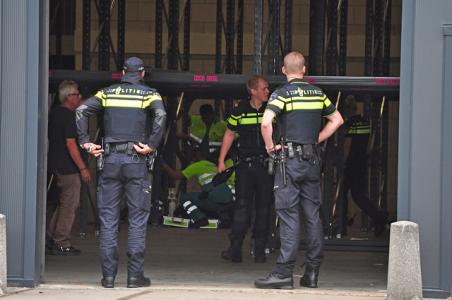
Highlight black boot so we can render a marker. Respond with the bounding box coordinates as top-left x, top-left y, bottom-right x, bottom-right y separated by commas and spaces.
253, 239, 267, 263
300, 265, 319, 288
221, 247, 242, 263
127, 274, 151, 288
254, 272, 293, 289
221, 239, 242, 263
101, 276, 115, 288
